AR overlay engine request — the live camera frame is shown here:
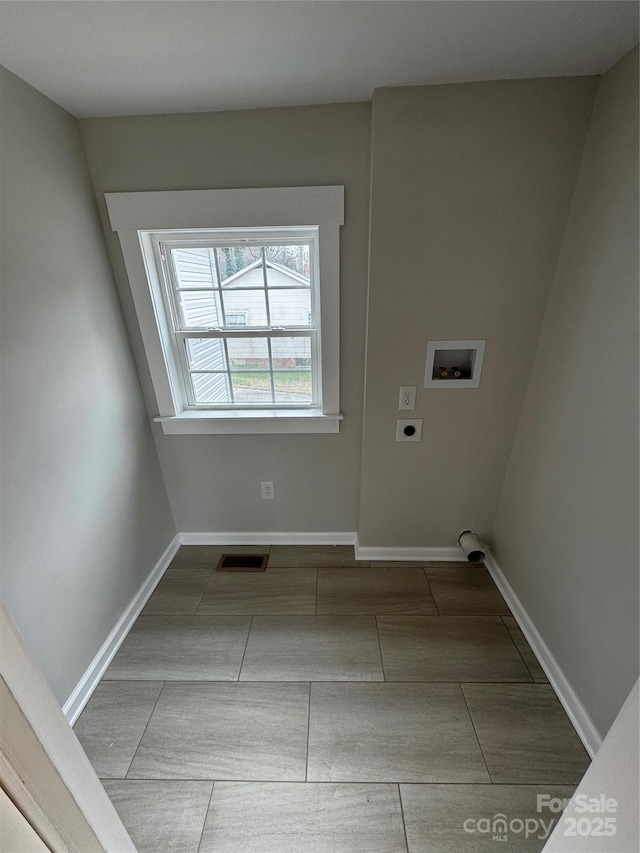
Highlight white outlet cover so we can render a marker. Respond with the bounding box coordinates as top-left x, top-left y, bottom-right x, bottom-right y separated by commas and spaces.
399, 385, 417, 410
396, 419, 423, 442
261, 482, 275, 499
